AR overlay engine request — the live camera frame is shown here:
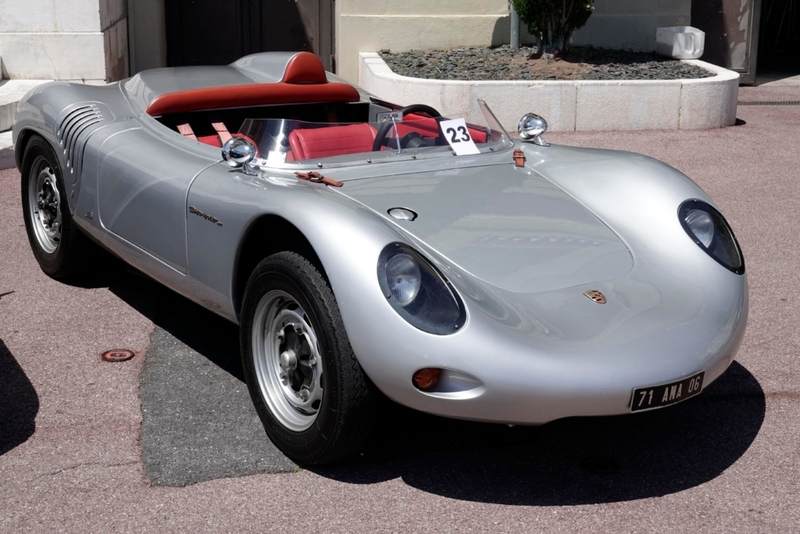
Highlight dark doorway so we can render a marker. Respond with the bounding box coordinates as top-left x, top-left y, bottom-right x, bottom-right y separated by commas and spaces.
692, 0, 800, 84
691, 0, 762, 84
165, 0, 335, 71
757, 0, 800, 82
